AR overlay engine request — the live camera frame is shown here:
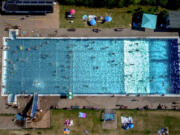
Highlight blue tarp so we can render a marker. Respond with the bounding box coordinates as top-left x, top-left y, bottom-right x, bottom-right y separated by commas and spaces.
104, 113, 115, 121
141, 13, 157, 29
30, 92, 38, 118
16, 114, 24, 121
